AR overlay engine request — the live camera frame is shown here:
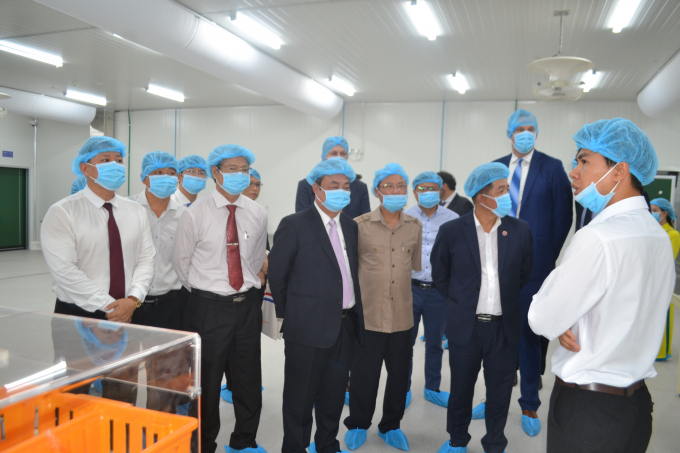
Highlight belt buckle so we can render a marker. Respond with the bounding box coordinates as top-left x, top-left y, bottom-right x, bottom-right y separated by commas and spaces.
233, 295, 246, 303
477, 314, 492, 322
419, 283, 432, 290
